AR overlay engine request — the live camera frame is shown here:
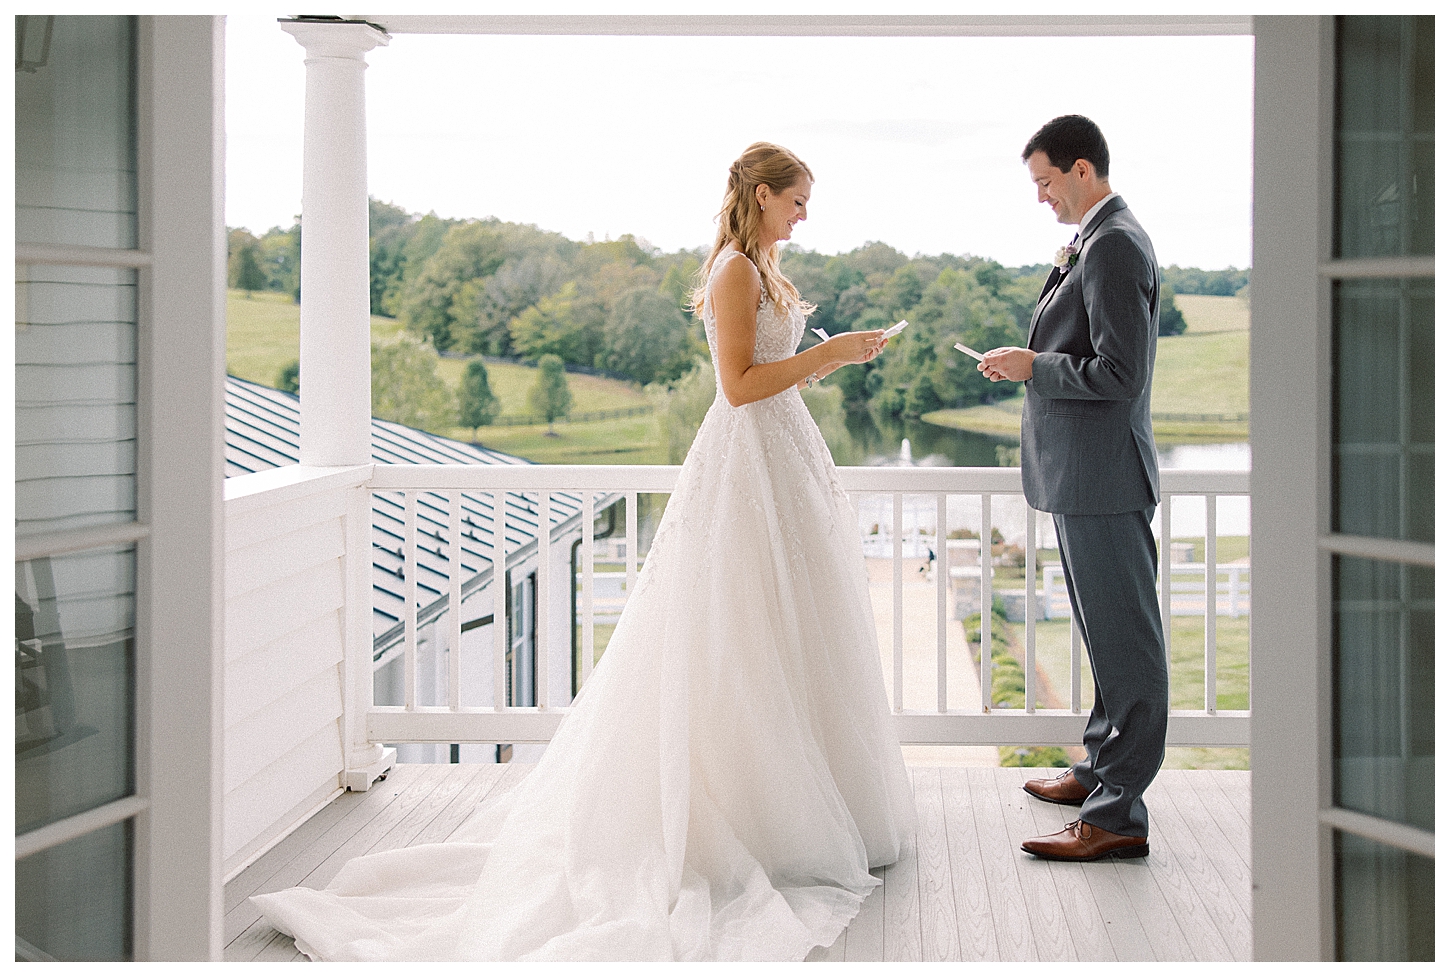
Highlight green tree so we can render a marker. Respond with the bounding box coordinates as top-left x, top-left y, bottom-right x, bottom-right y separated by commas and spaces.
226, 228, 266, 294
1161, 264, 1250, 296
401, 219, 577, 353
869, 266, 1026, 421
1159, 283, 1189, 336
458, 358, 501, 440
801, 382, 862, 465
840, 241, 908, 283
276, 359, 300, 395
597, 287, 698, 385
510, 282, 594, 364
258, 222, 300, 300
658, 260, 698, 309
401, 221, 513, 351
459, 252, 571, 356
527, 353, 573, 433
369, 198, 417, 317
371, 333, 456, 433
648, 359, 716, 464
871, 263, 924, 318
